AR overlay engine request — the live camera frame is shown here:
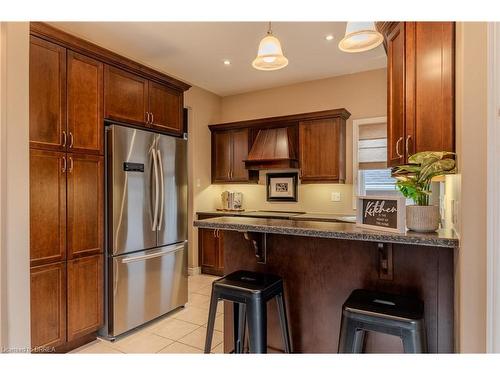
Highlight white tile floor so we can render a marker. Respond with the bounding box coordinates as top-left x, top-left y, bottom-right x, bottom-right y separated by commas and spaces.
71, 274, 224, 354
